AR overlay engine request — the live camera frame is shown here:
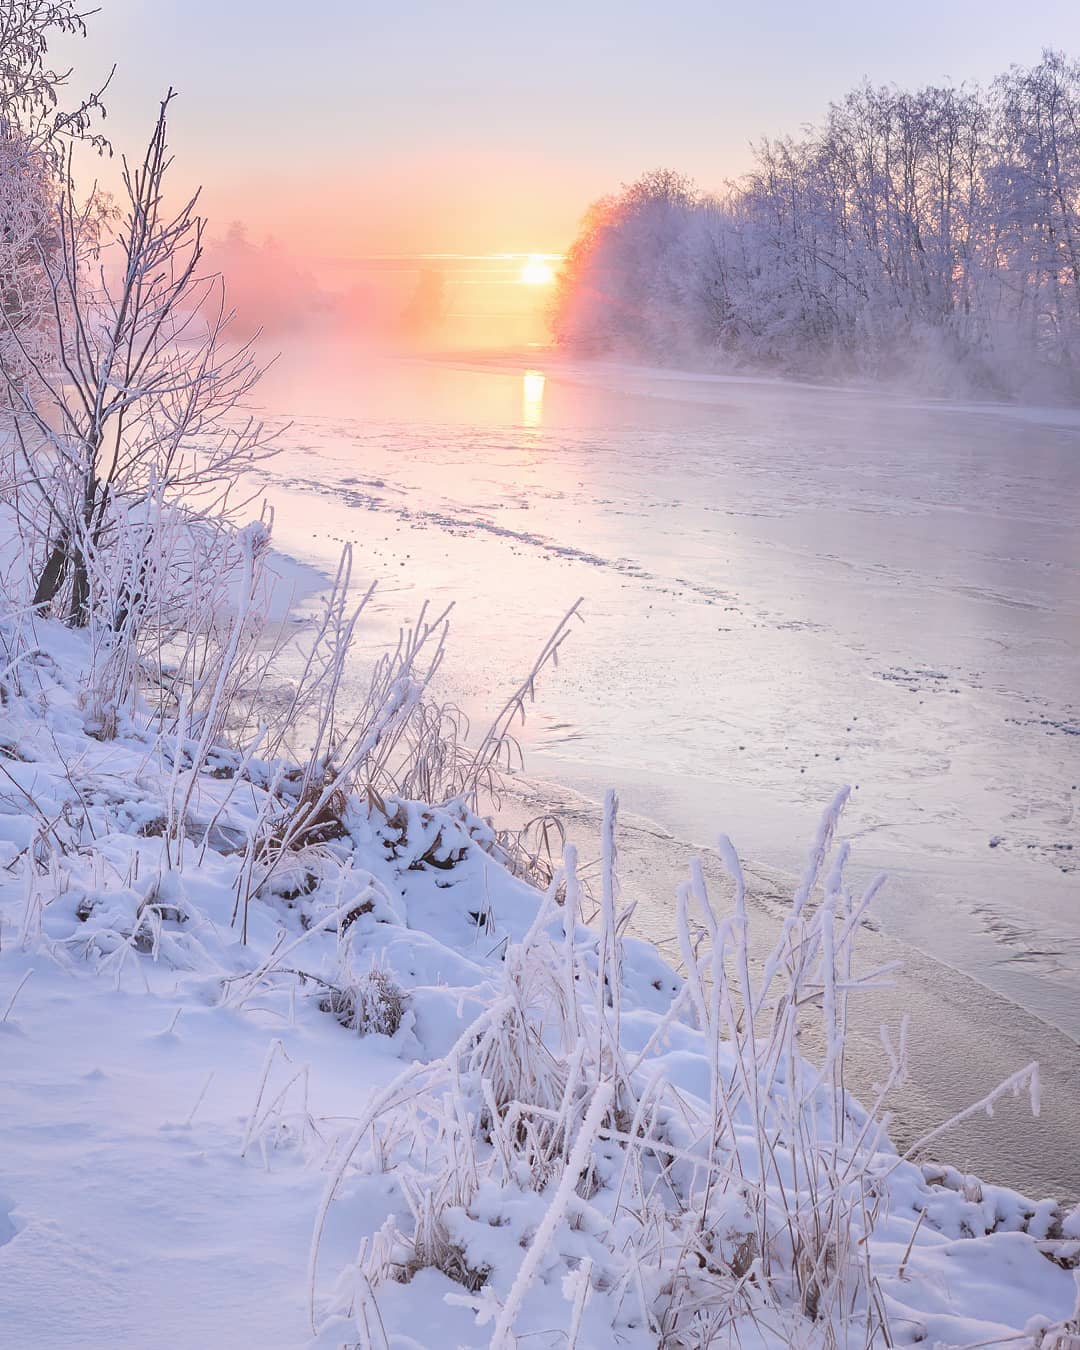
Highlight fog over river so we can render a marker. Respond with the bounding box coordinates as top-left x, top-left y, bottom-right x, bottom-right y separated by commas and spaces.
251, 342, 1080, 1197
